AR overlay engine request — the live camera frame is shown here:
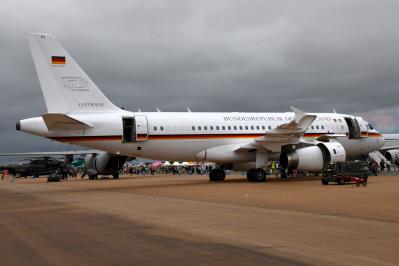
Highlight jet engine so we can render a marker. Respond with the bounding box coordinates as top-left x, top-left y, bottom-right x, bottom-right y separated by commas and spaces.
280, 142, 346, 171
385, 149, 399, 162
83, 152, 128, 179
